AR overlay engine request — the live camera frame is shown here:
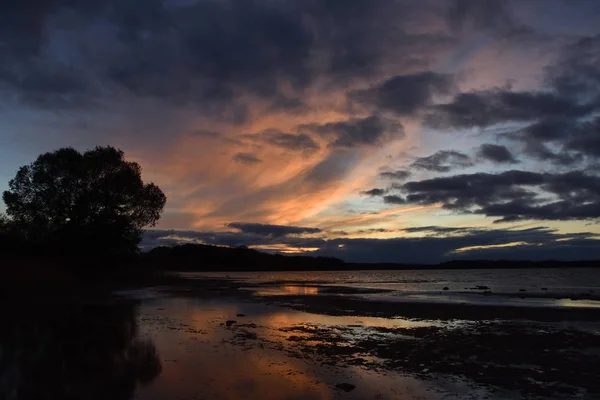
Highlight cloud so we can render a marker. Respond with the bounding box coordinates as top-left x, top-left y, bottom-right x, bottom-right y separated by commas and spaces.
0, 0, 453, 113
383, 195, 406, 204
301, 115, 404, 148
361, 188, 387, 197
425, 89, 593, 129
228, 222, 321, 238
249, 129, 320, 153
233, 153, 262, 164
379, 170, 412, 180
477, 144, 518, 164
350, 72, 453, 115
398, 170, 600, 222
567, 116, 600, 157
445, 0, 519, 34
411, 150, 473, 172
503, 116, 599, 166
547, 34, 600, 98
